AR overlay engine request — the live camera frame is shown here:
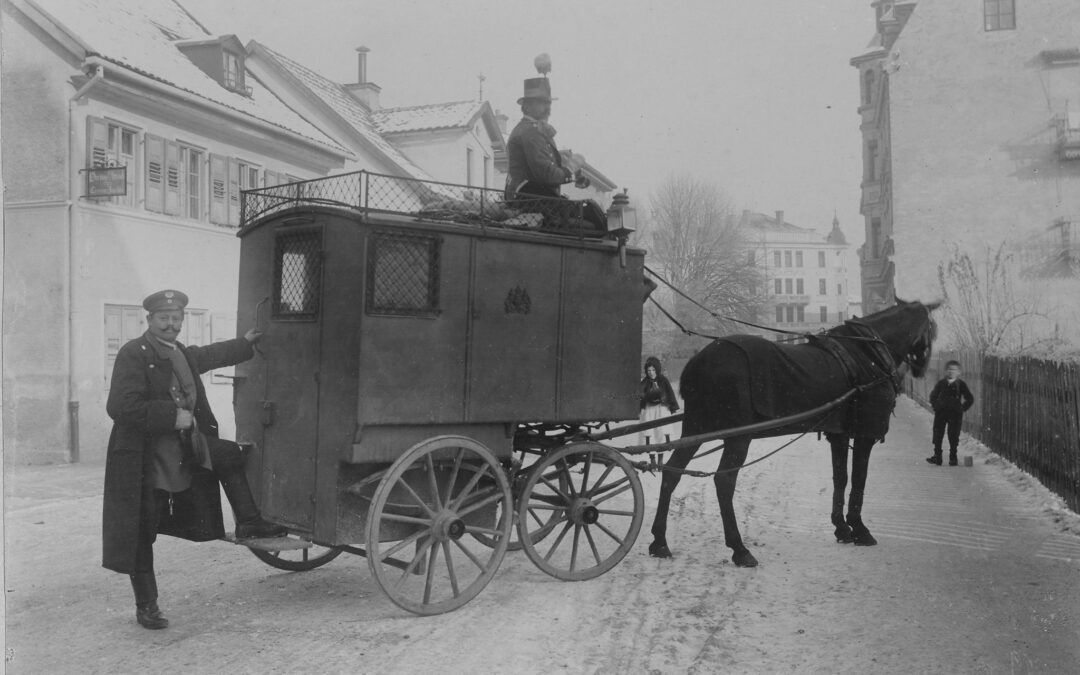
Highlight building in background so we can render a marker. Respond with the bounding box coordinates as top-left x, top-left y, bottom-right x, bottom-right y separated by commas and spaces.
740, 210, 852, 338
2, 0, 351, 463
851, 1, 1080, 339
